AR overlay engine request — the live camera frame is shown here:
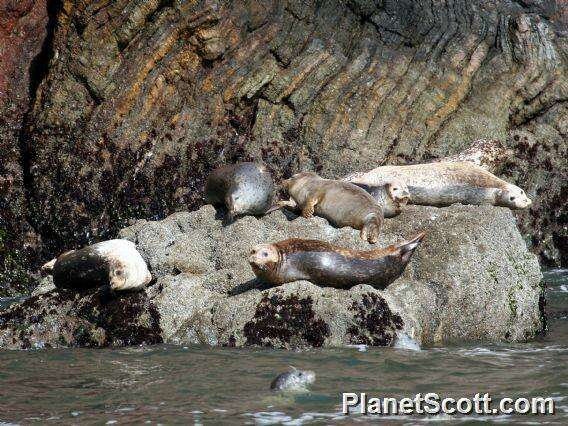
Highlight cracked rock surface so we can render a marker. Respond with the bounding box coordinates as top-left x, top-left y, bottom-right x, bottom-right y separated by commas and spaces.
0, 204, 544, 349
